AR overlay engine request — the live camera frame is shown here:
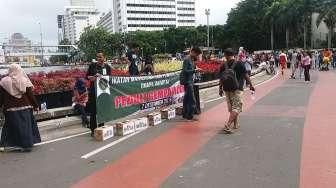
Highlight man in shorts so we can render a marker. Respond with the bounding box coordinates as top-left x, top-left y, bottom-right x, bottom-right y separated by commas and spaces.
219, 48, 255, 134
